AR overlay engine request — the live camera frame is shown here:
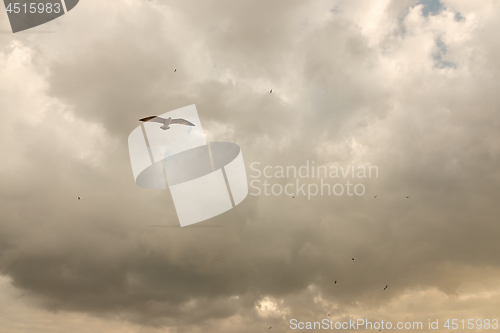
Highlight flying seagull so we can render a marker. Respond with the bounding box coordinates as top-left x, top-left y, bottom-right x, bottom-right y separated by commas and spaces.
139, 116, 195, 130
383, 285, 388, 290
